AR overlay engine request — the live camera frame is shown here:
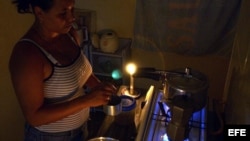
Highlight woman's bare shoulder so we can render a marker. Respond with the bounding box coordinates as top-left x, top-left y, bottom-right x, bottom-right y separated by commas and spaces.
9, 39, 46, 74
11, 39, 43, 61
